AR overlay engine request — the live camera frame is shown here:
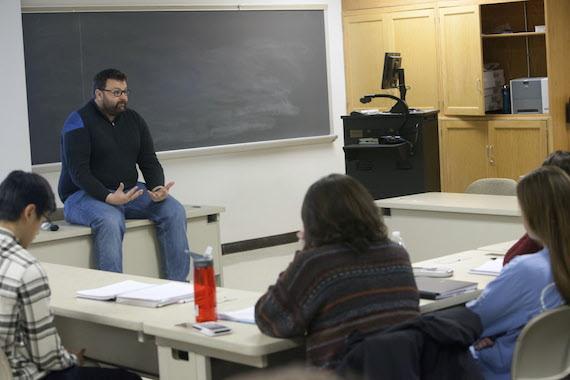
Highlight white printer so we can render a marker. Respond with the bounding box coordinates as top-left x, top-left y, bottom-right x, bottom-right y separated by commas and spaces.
510, 77, 548, 114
